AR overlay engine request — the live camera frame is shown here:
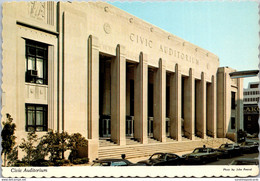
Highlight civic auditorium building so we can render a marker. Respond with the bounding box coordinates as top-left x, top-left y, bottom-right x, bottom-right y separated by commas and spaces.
2, 2, 243, 161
